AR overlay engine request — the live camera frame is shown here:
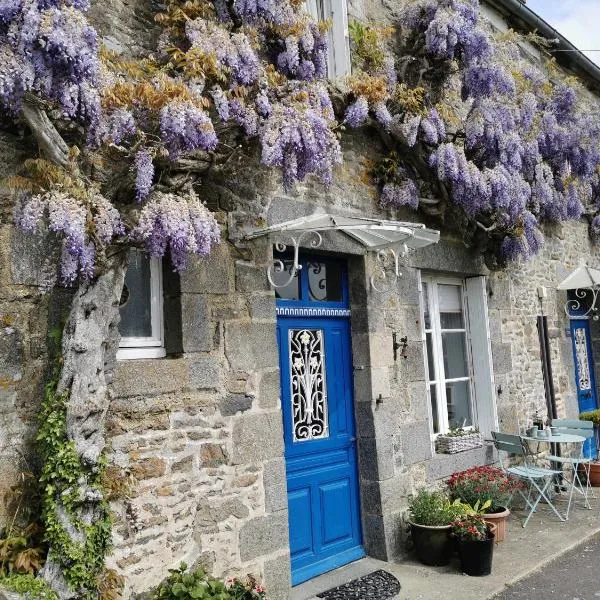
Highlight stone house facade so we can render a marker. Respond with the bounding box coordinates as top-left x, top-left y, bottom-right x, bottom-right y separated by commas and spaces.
1, 1, 600, 599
